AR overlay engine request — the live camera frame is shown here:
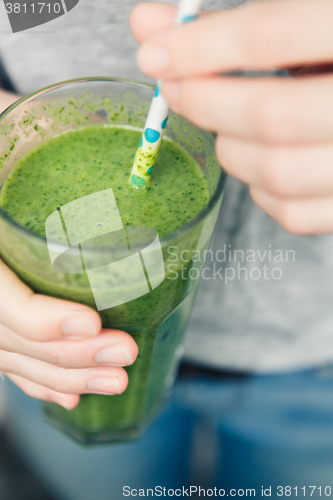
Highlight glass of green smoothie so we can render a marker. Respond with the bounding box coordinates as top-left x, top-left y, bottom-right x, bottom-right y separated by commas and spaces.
0, 78, 226, 444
